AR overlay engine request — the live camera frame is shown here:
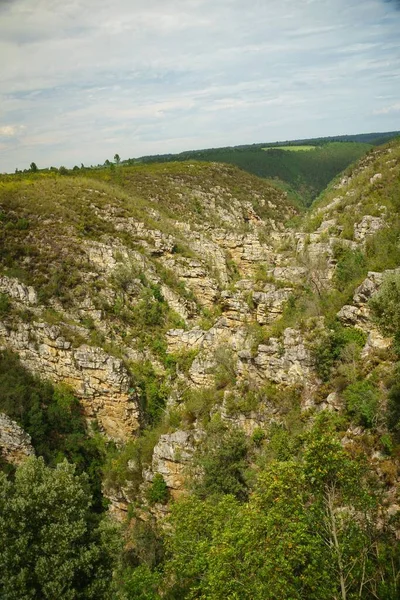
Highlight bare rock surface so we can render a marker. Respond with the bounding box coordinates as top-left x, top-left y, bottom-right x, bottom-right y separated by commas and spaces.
0, 414, 34, 465
0, 321, 140, 442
